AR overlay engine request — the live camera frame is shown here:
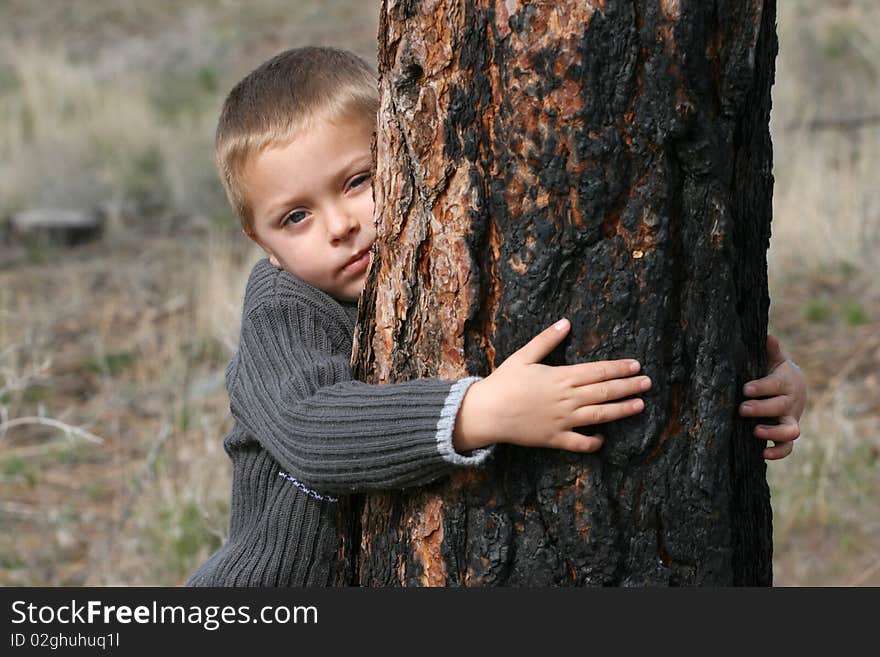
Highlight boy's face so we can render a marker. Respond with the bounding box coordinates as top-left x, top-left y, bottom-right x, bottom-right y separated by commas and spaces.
244, 117, 376, 303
